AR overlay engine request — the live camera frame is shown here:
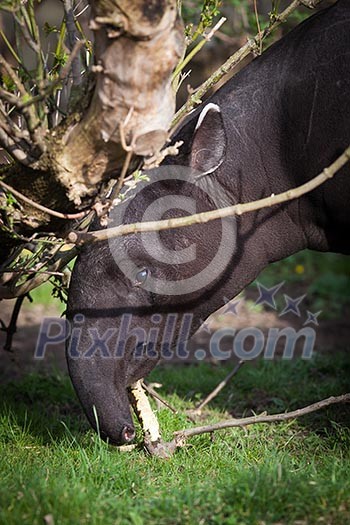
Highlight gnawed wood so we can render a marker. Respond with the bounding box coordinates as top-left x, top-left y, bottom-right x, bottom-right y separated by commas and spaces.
128, 380, 176, 458
127, 391, 350, 457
